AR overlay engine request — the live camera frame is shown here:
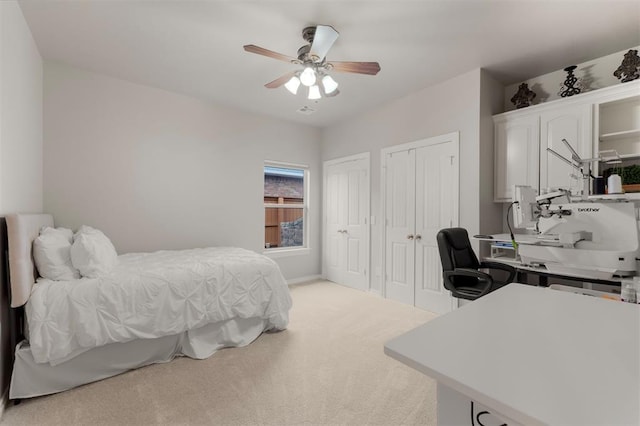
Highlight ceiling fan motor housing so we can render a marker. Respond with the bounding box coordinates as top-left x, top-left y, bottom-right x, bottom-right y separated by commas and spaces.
302, 26, 316, 44
297, 45, 311, 62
